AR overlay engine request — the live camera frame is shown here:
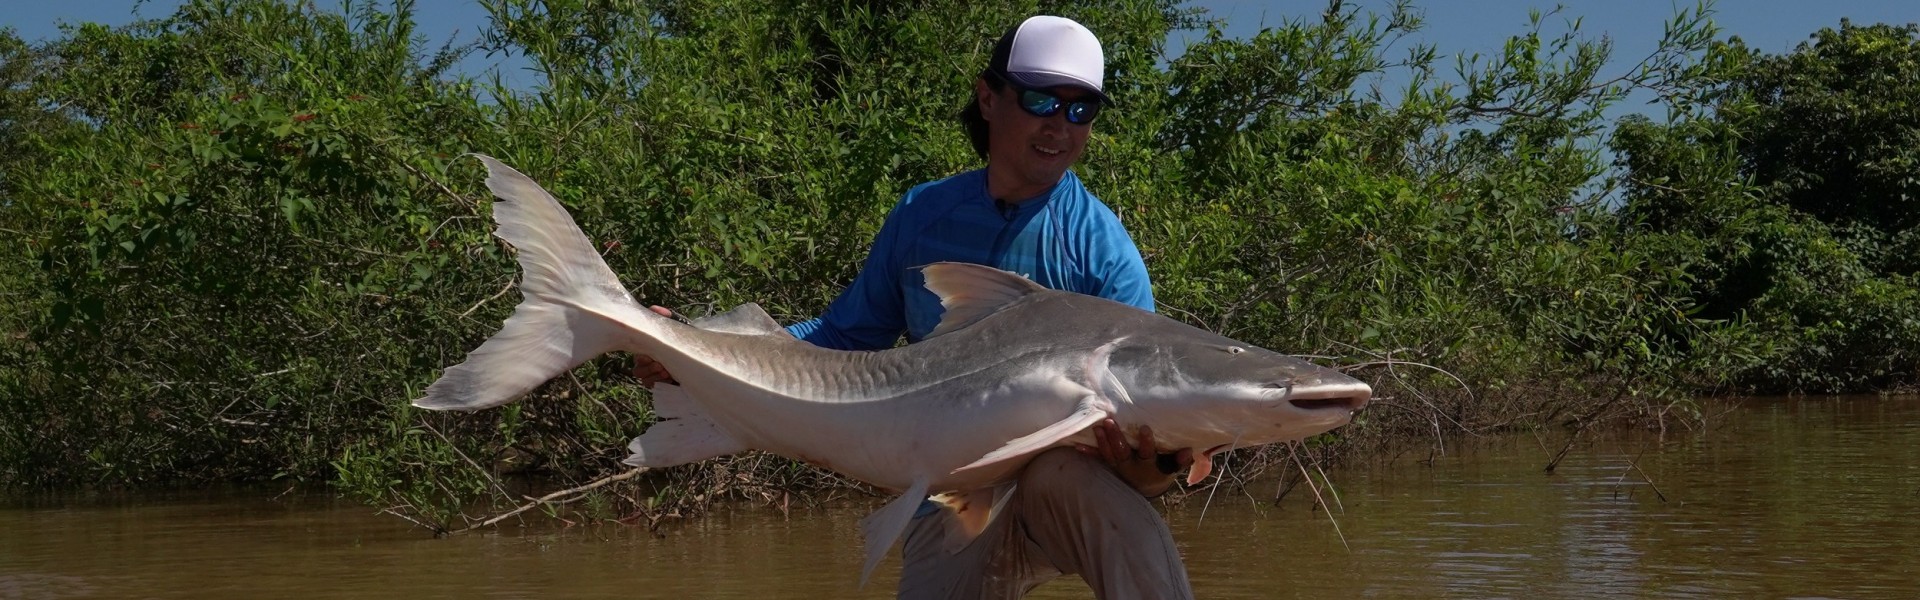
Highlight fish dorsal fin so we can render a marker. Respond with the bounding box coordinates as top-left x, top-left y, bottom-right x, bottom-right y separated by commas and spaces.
689, 302, 794, 338
921, 262, 1048, 338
